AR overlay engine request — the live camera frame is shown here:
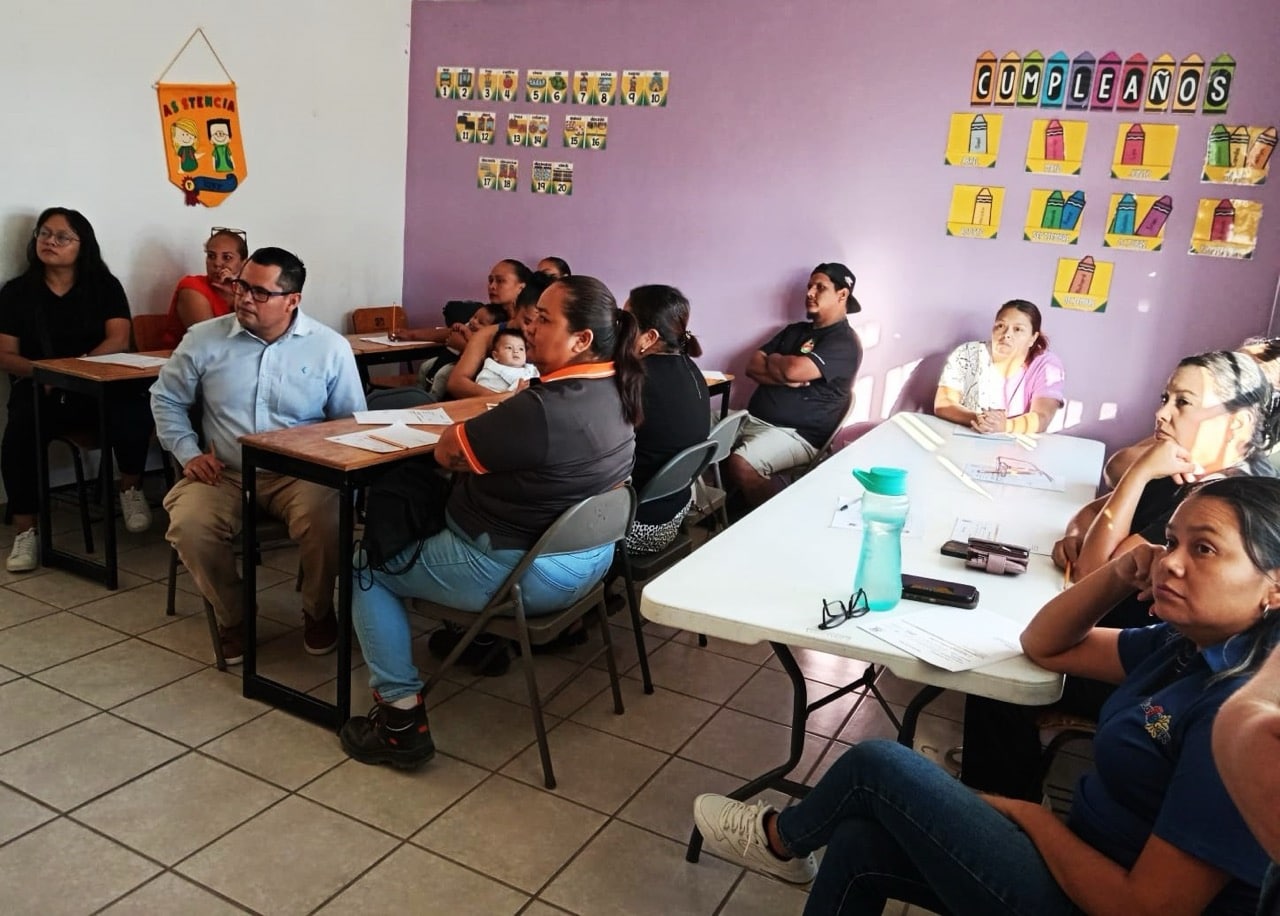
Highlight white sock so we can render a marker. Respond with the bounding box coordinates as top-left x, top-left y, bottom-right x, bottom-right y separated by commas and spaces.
389, 695, 419, 710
